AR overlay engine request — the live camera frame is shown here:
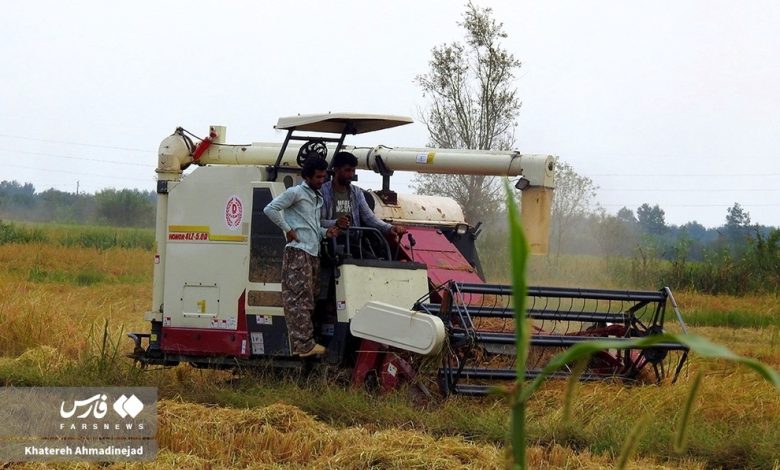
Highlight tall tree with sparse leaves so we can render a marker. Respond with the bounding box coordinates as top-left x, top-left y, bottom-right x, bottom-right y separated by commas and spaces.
724, 202, 752, 249
412, 1, 522, 224
725, 202, 751, 230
